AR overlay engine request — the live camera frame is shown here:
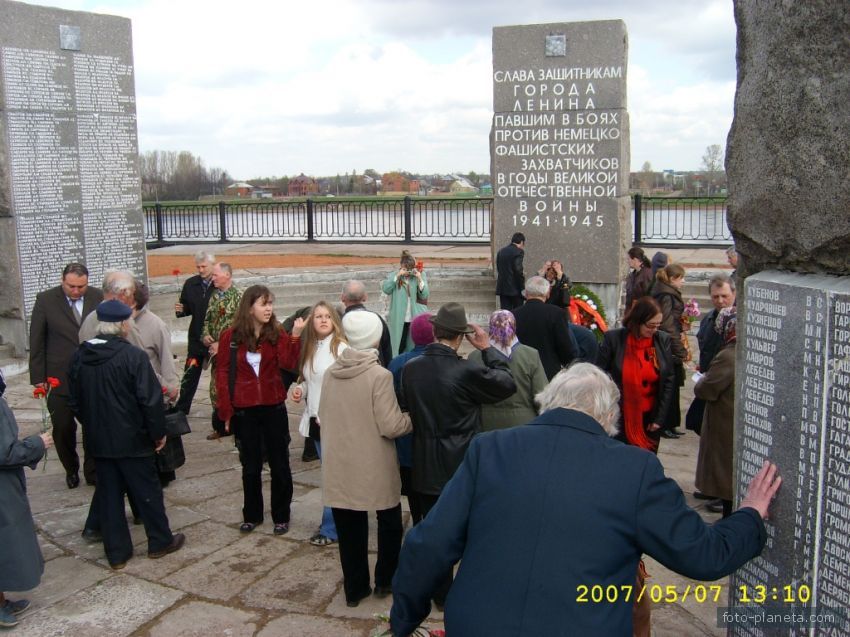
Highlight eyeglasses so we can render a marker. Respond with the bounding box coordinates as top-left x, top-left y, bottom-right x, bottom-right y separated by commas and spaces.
644, 322, 662, 330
